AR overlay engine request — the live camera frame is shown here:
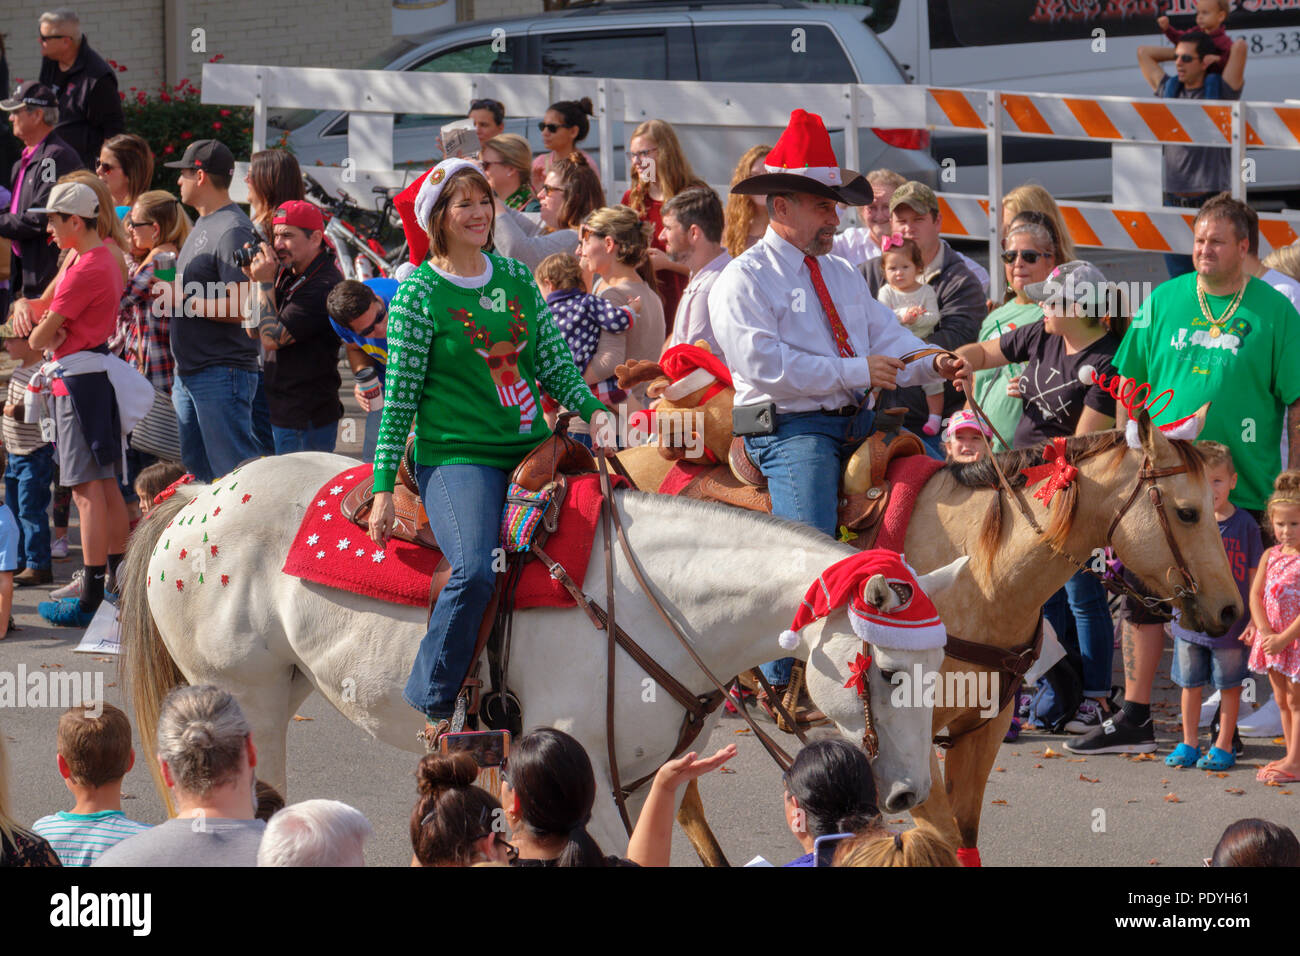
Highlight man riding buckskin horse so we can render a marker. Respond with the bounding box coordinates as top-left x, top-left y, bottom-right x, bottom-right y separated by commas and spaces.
709, 110, 970, 716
